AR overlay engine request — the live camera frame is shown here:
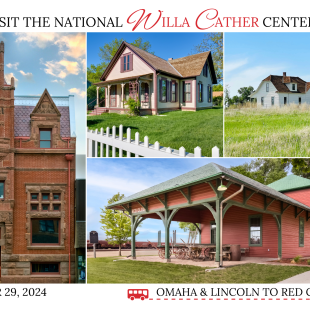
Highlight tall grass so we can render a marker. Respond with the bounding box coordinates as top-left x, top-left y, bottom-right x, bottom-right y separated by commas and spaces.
225, 103, 310, 157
